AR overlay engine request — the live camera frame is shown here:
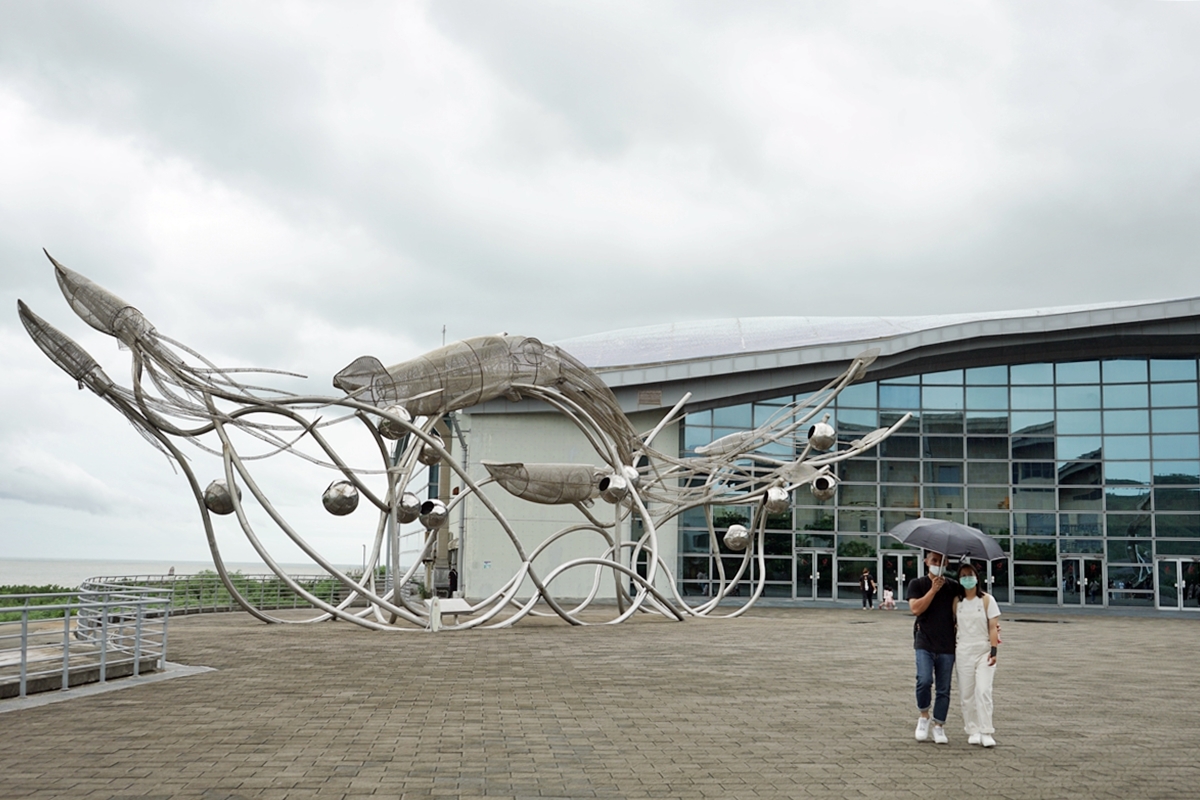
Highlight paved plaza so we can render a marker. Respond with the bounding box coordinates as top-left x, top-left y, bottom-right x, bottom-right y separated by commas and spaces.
1, 605, 1197, 799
